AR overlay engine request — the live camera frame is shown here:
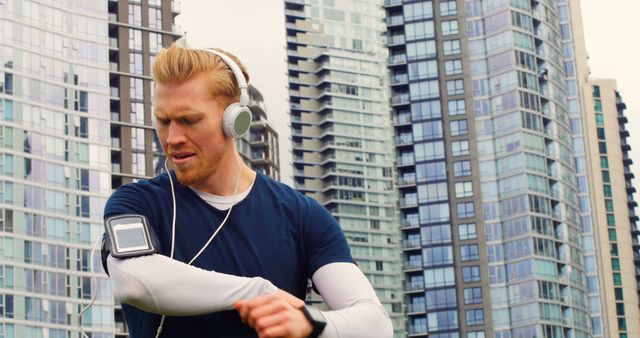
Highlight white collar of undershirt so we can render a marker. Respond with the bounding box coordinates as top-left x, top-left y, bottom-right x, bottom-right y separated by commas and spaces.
190, 178, 255, 211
